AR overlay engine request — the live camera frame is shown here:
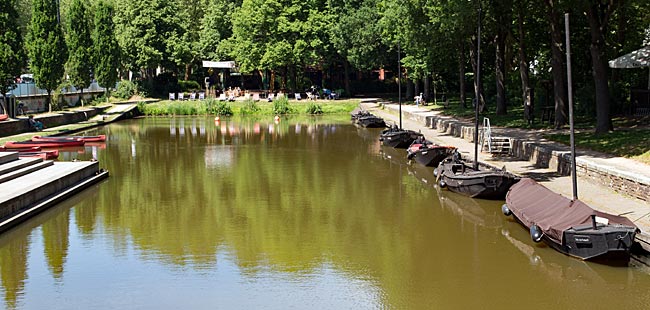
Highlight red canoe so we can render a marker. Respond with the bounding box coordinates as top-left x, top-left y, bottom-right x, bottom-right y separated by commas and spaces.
4, 140, 85, 149
0, 146, 42, 152
31, 134, 106, 142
